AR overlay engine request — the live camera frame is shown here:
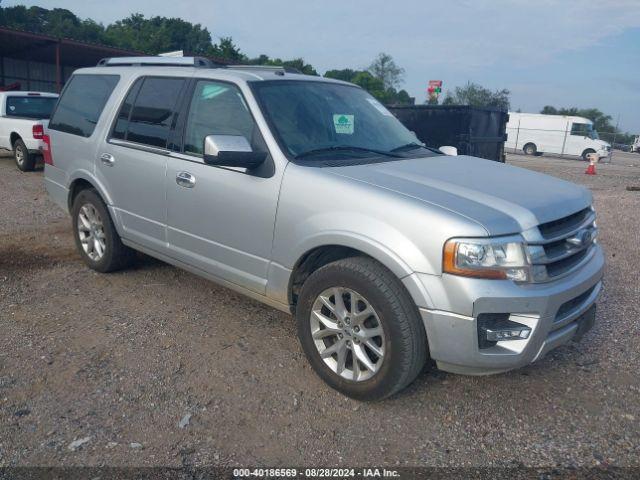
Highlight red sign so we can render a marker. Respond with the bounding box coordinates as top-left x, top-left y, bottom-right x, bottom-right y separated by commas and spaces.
427, 80, 442, 98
